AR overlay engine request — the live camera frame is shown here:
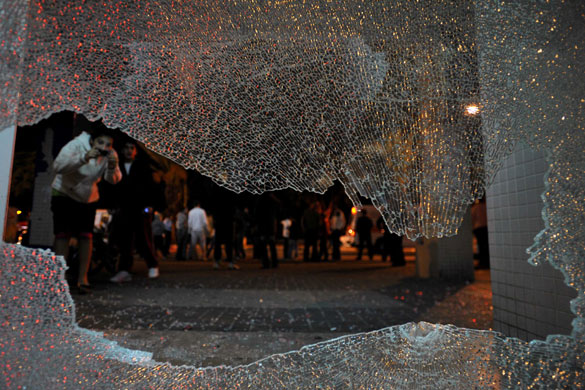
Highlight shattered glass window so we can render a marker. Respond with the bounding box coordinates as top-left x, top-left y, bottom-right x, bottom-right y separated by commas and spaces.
0, 0, 583, 388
